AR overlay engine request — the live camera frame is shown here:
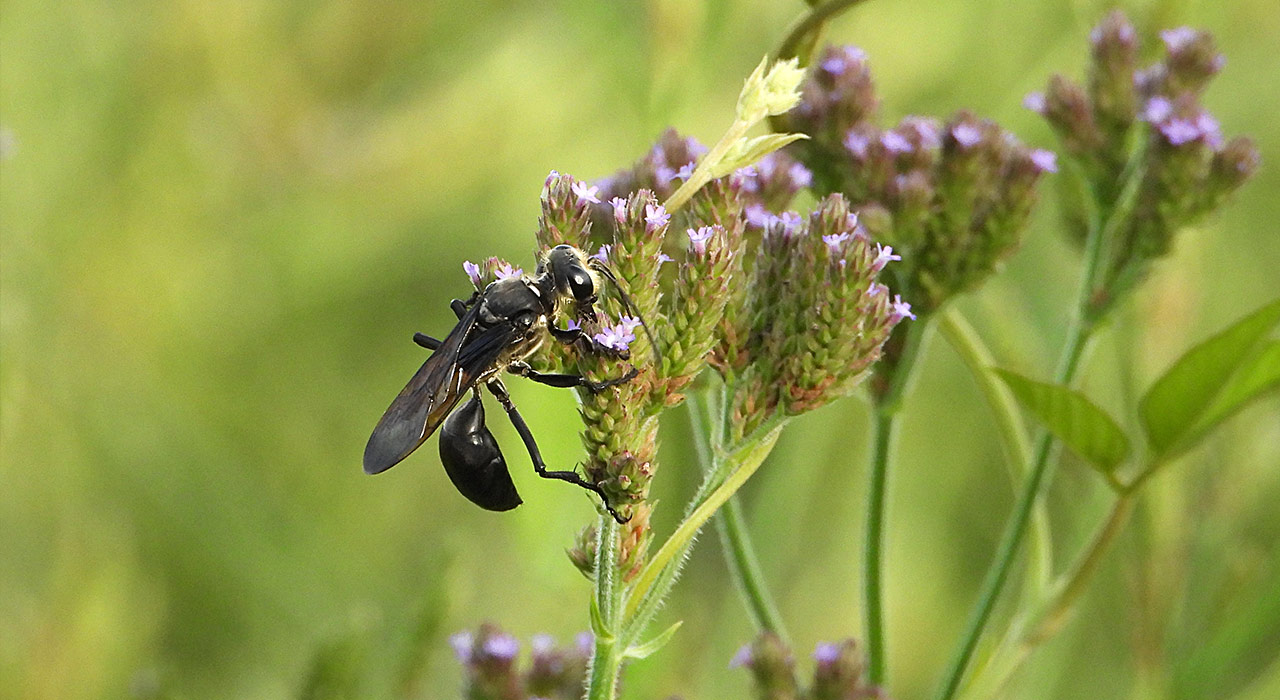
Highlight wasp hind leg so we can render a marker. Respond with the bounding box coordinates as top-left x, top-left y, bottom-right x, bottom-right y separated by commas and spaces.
484, 379, 630, 524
